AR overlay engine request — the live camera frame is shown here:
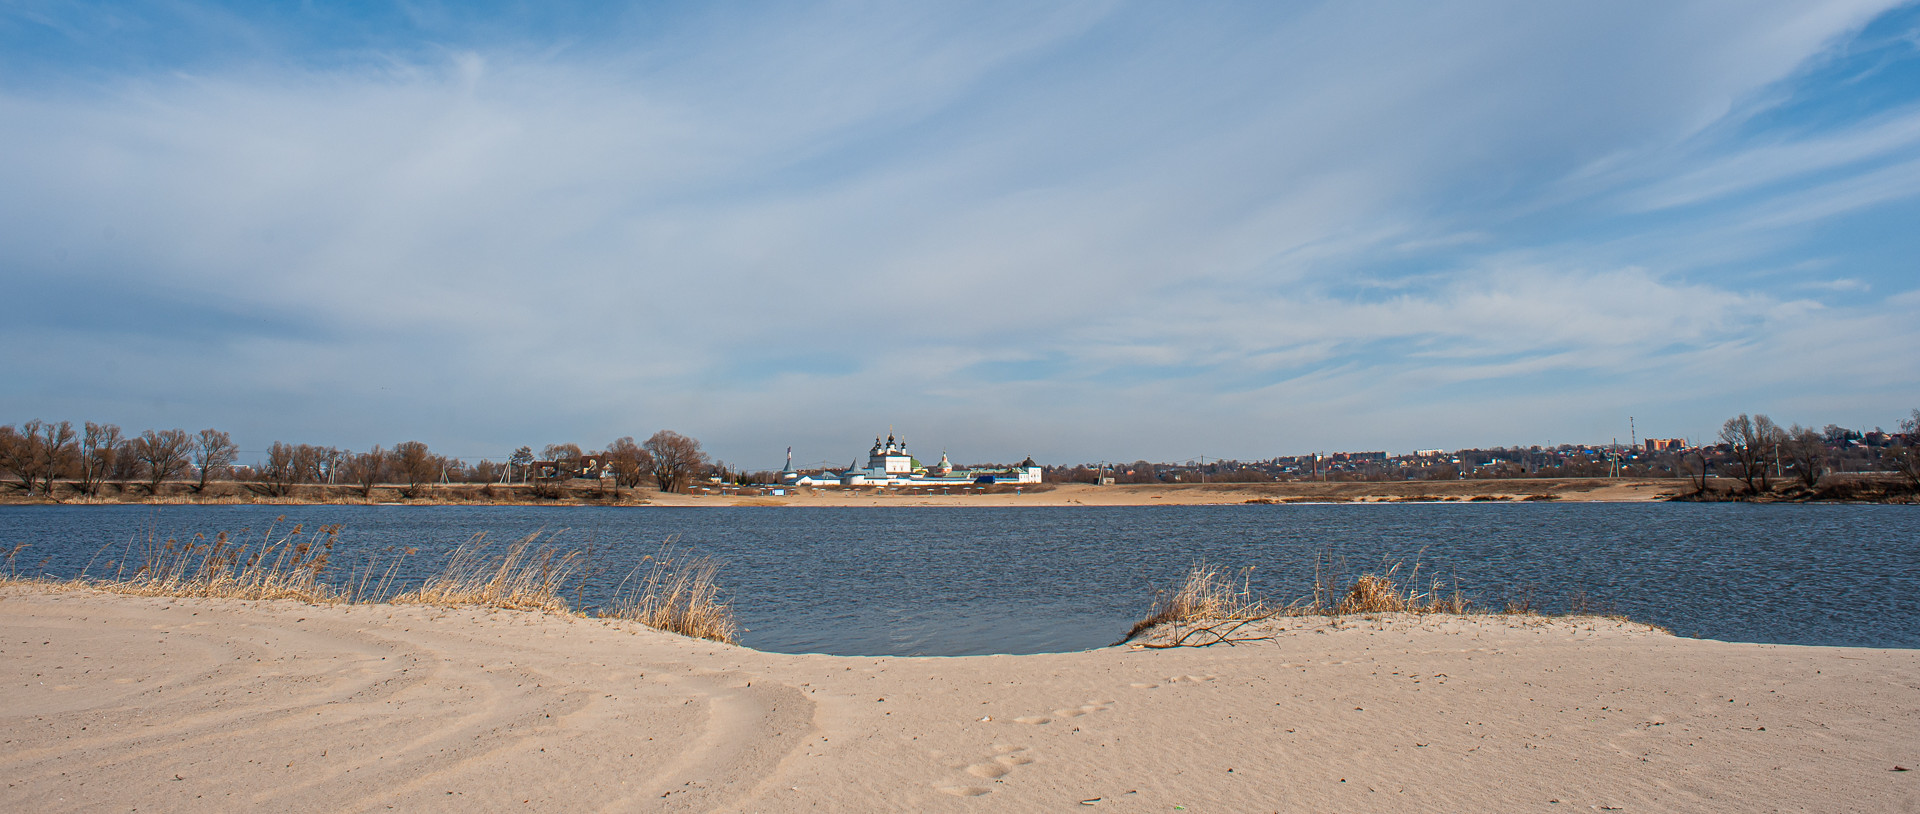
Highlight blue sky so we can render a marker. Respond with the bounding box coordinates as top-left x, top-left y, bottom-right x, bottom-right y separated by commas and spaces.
3, 1, 1918, 469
